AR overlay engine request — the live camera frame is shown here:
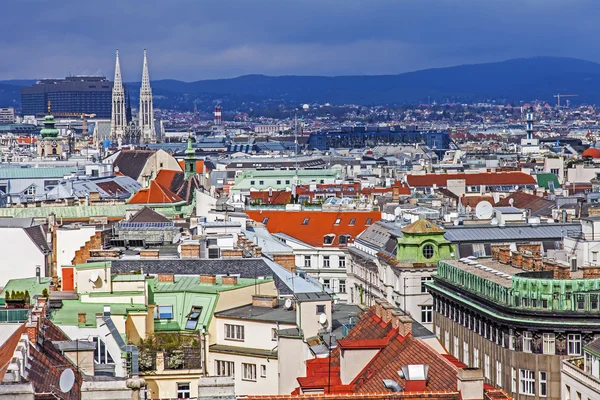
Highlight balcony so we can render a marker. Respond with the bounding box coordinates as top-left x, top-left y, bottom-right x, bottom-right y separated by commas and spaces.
0, 309, 29, 323
562, 357, 600, 392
